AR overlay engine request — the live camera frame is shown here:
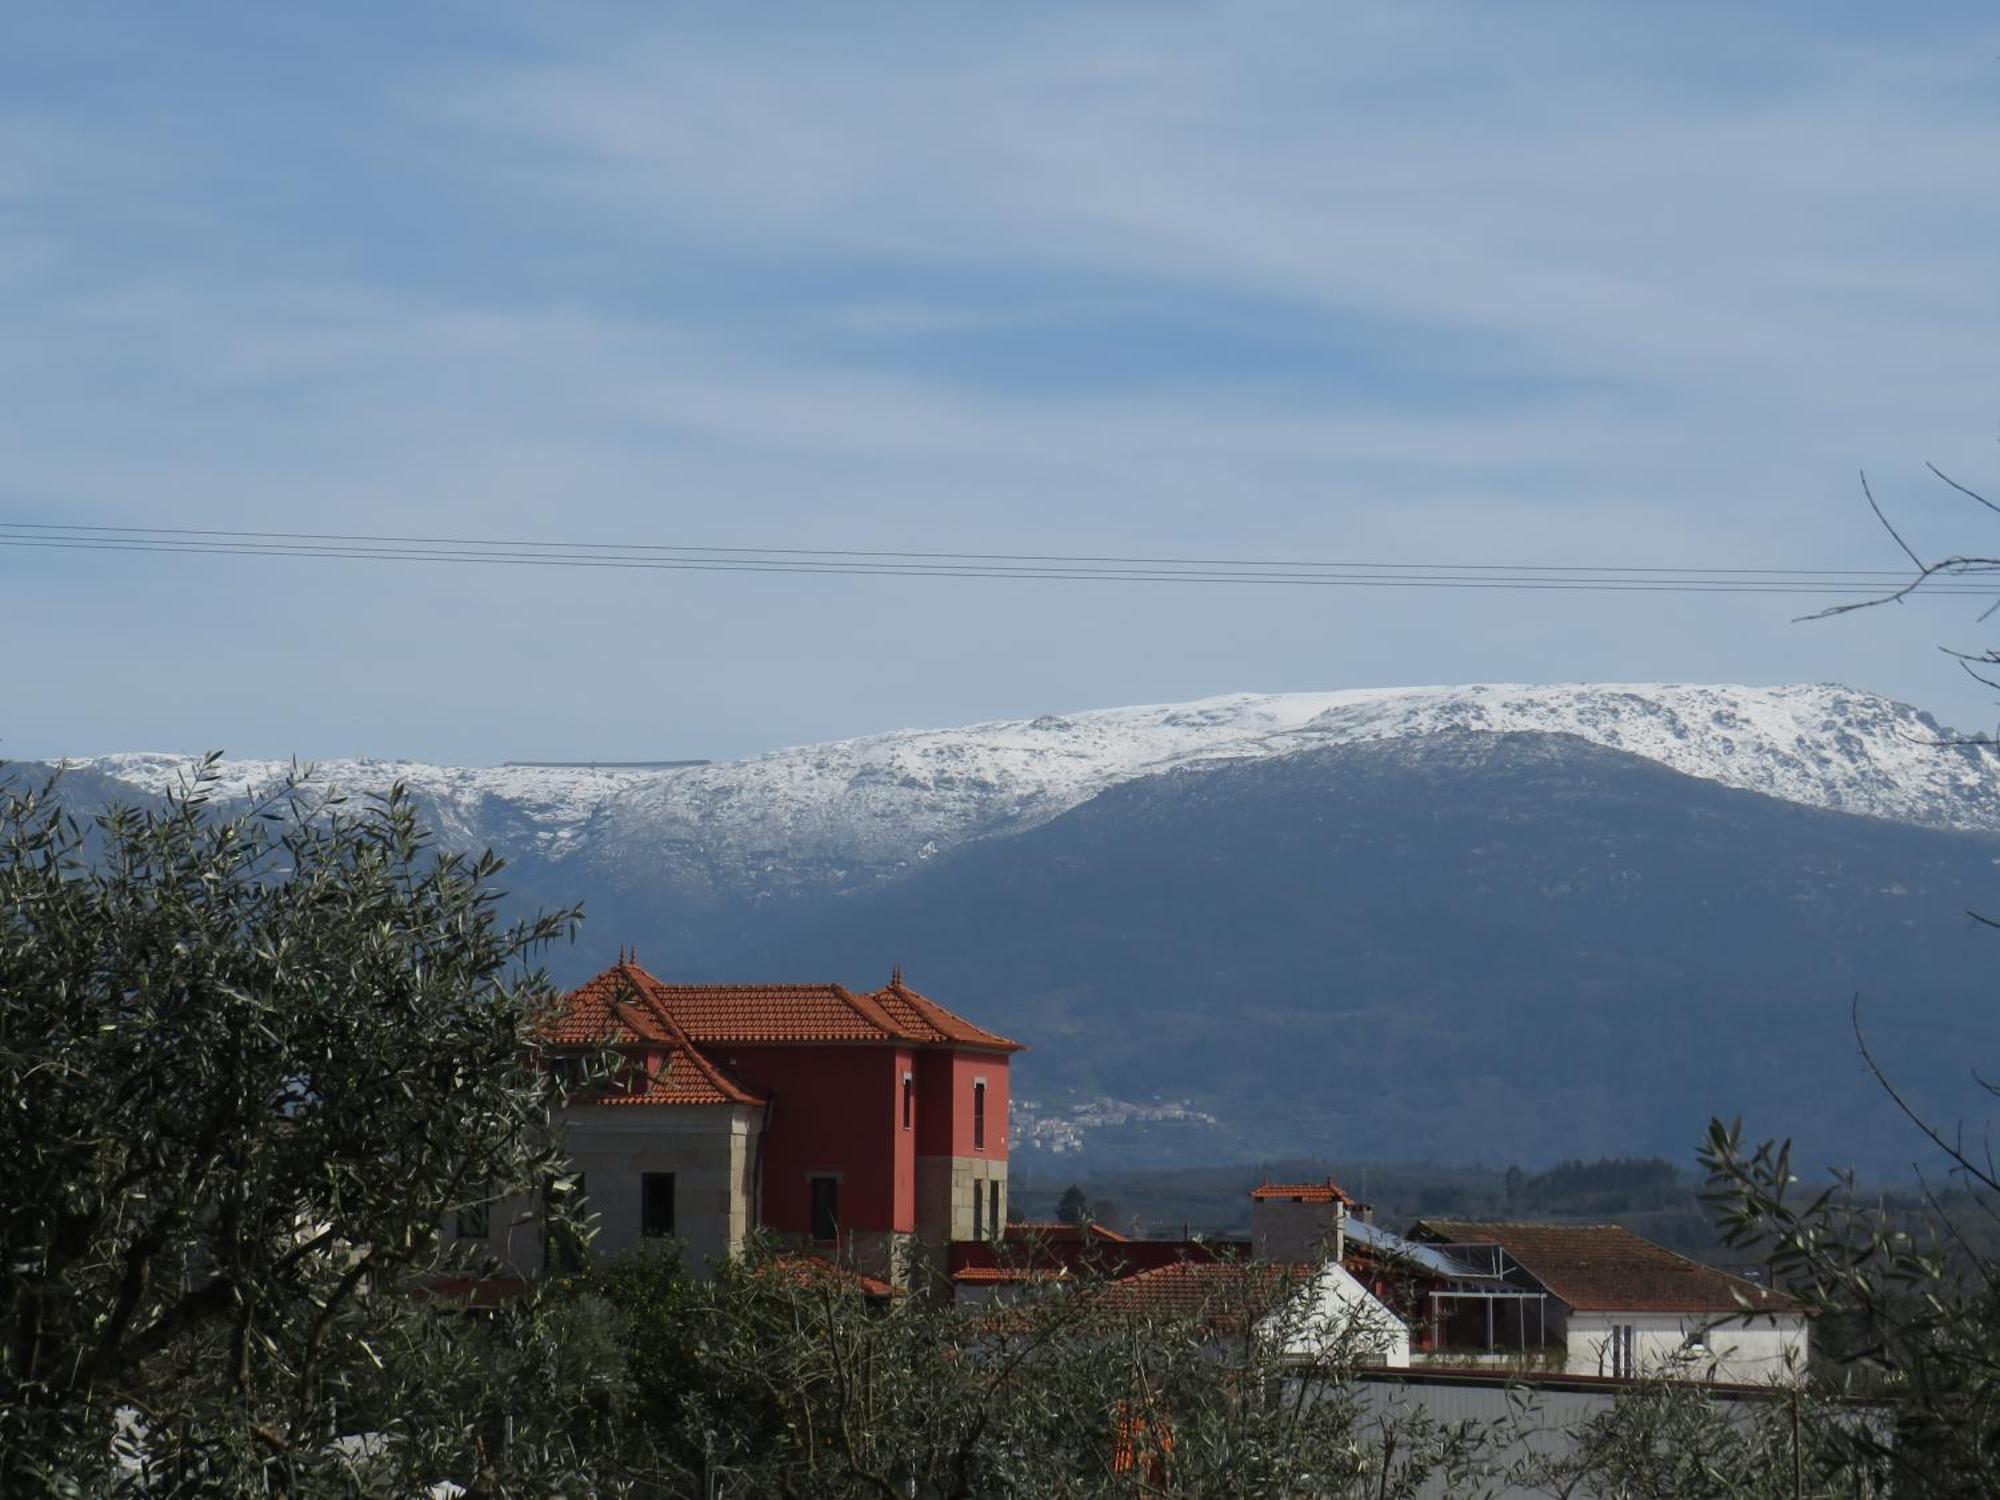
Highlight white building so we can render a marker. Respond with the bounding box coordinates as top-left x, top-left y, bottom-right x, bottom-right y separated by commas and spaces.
1094, 1259, 1411, 1368
1409, 1220, 1808, 1383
